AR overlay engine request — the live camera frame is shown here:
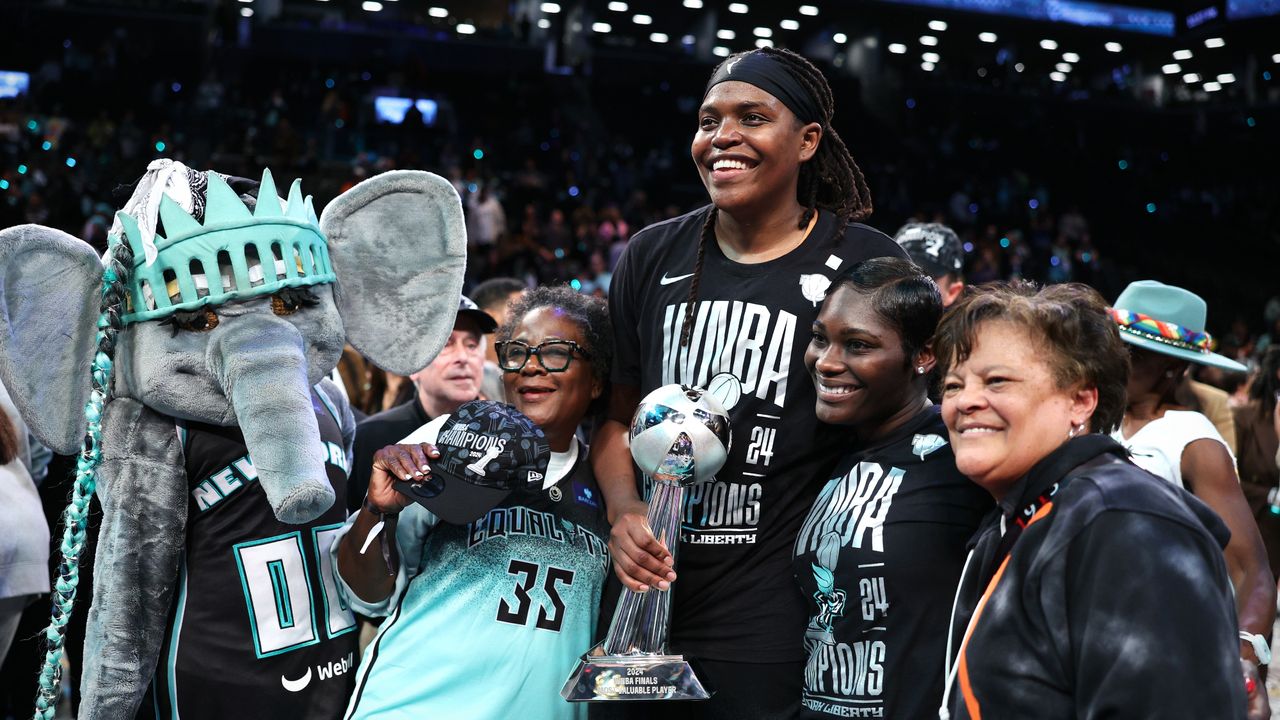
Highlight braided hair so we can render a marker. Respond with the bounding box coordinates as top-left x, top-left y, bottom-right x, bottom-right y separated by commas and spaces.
680, 47, 874, 346
32, 240, 132, 720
